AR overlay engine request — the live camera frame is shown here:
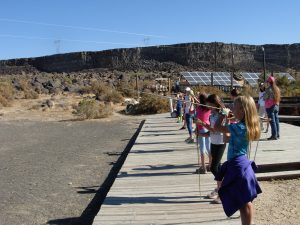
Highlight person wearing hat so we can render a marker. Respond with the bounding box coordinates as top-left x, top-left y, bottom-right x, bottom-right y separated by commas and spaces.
183, 87, 195, 143
264, 76, 281, 140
